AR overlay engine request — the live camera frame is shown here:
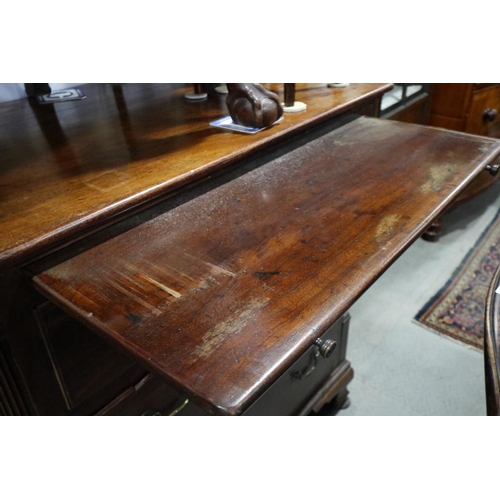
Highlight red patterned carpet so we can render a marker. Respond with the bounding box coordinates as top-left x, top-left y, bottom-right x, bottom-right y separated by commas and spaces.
415, 210, 500, 350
